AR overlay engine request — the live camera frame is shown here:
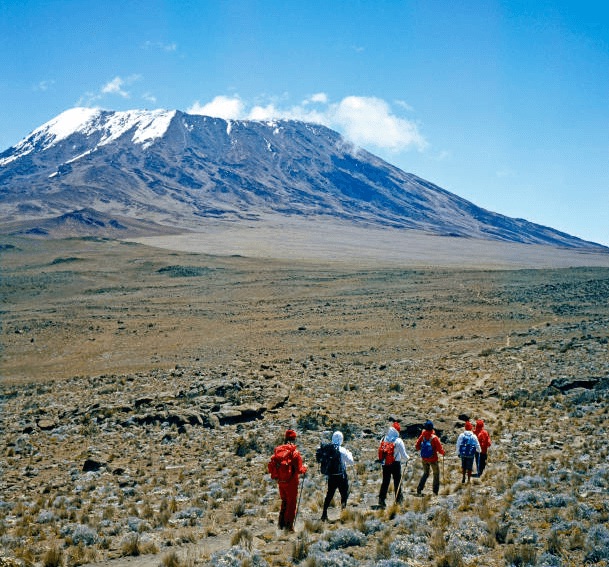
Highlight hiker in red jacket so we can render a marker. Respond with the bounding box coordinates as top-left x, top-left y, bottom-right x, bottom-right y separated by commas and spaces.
414, 420, 445, 496
268, 429, 307, 531
474, 419, 492, 477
